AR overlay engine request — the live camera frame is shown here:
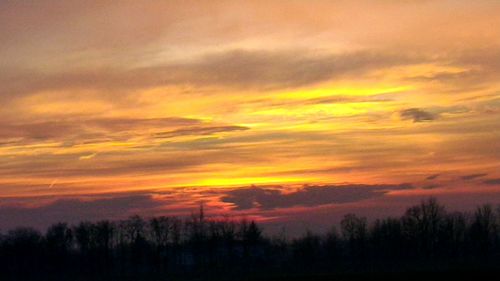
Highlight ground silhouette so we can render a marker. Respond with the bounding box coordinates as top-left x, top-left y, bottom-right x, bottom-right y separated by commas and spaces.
1, 198, 500, 280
